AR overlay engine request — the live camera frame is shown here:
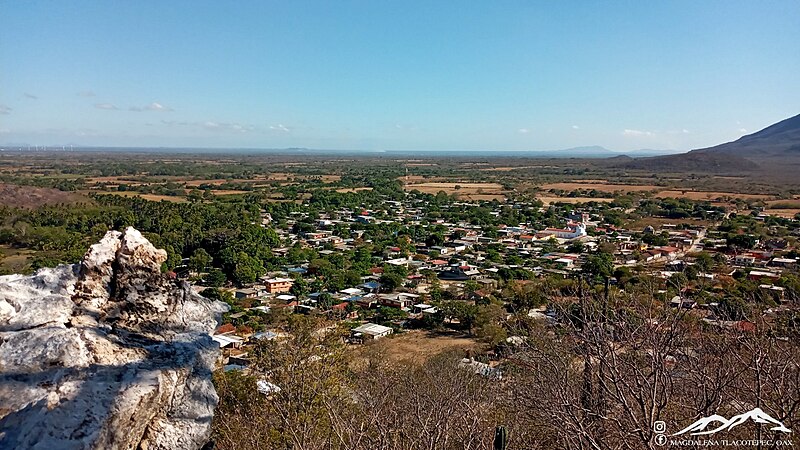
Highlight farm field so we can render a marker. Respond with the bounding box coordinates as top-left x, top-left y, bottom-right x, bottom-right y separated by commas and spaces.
539, 181, 775, 202
402, 181, 506, 201
90, 191, 189, 202
540, 182, 665, 193
654, 190, 771, 201
362, 330, 480, 365
763, 209, 800, 218
537, 196, 613, 205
